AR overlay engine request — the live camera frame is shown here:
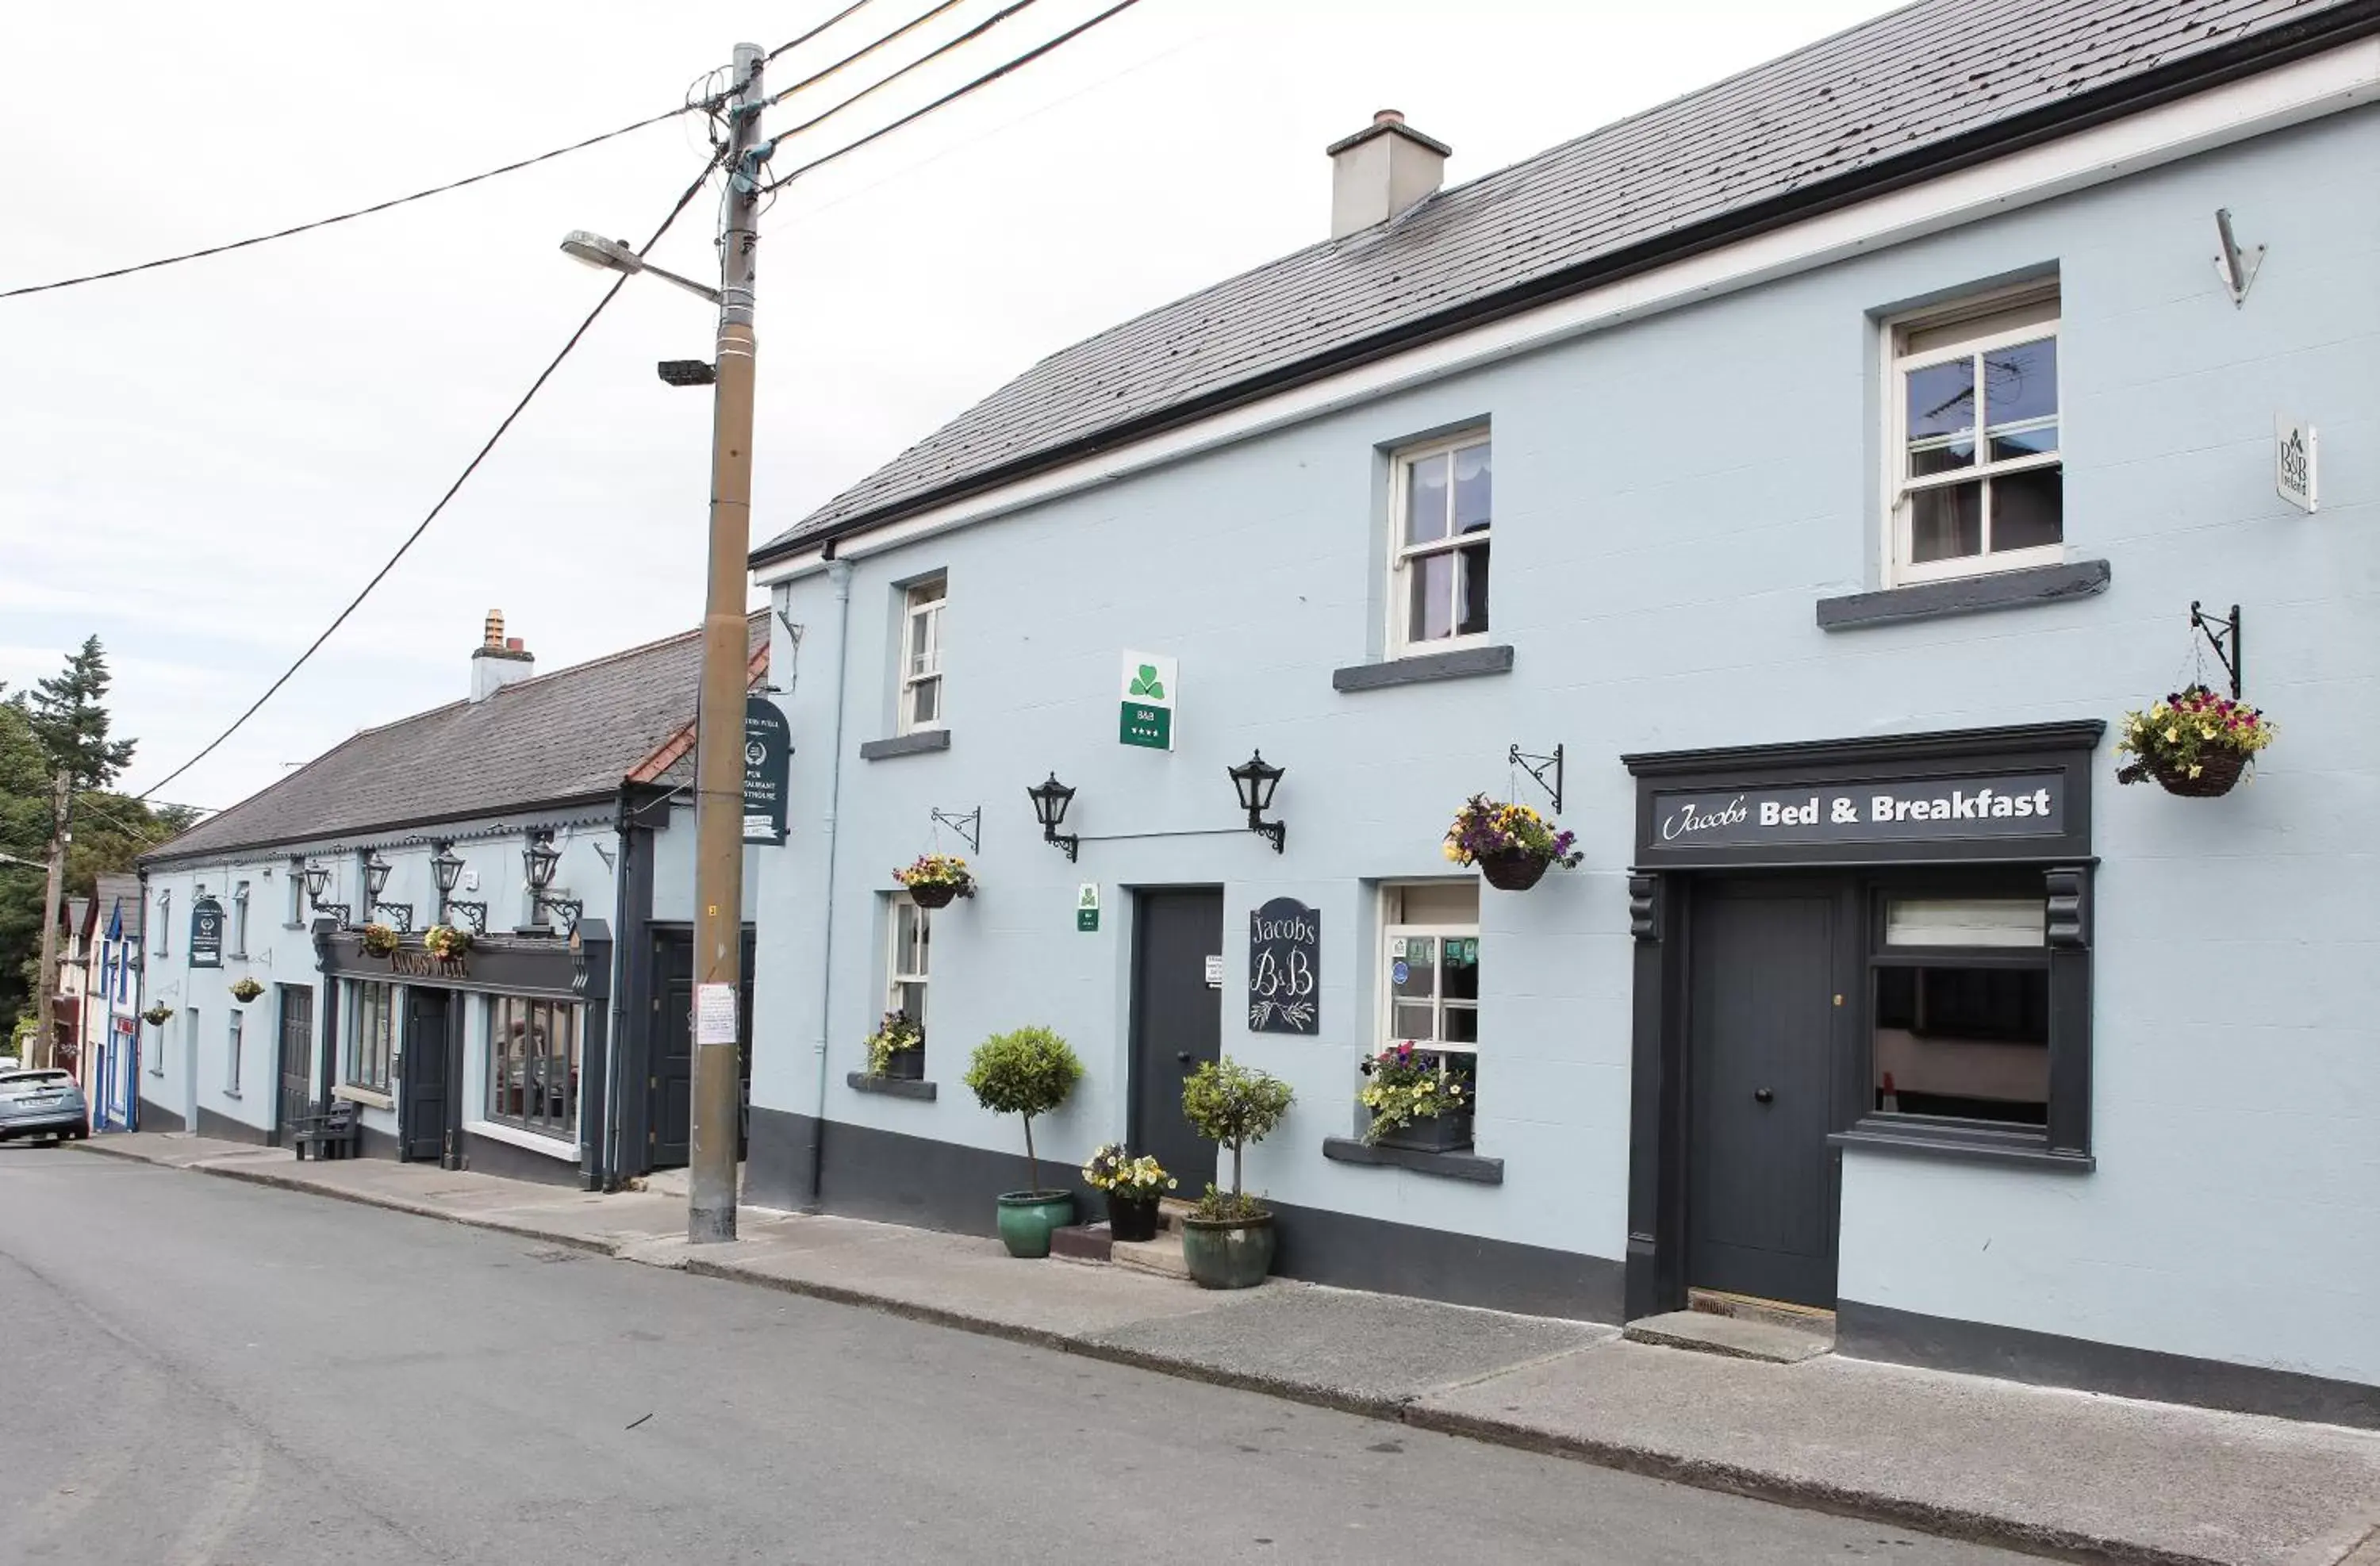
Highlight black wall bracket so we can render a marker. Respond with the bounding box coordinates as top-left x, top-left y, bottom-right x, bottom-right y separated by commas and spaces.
930, 807, 981, 854
2190, 601, 2244, 698
1509, 743, 1564, 815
